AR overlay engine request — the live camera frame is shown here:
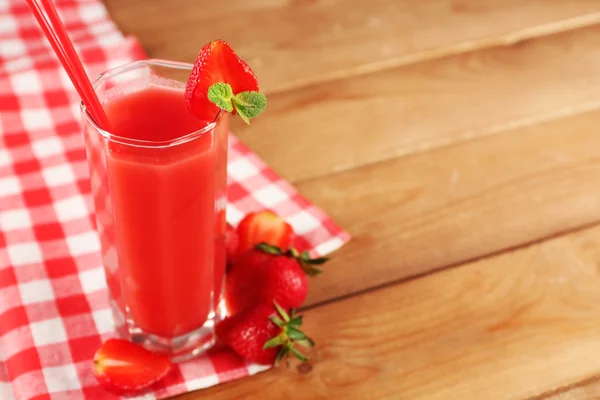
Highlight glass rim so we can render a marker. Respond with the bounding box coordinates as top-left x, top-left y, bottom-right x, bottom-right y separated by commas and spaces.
81, 59, 222, 149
